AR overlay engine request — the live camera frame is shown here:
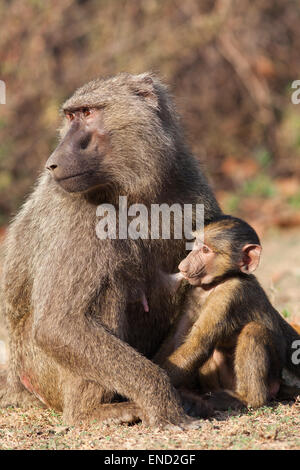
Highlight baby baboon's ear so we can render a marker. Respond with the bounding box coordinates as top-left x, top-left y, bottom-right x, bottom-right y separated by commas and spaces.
240, 244, 262, 274
129, 73, 158, 106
